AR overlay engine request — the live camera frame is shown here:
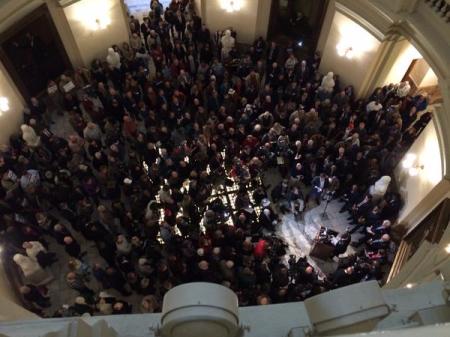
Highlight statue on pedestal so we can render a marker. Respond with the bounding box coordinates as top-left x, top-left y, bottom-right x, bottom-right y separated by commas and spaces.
369, 176, 391, 201
21, 124, 40, 147
106, 47, 121, 69
221, 29, 235, 61
321, 72, 335, 93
